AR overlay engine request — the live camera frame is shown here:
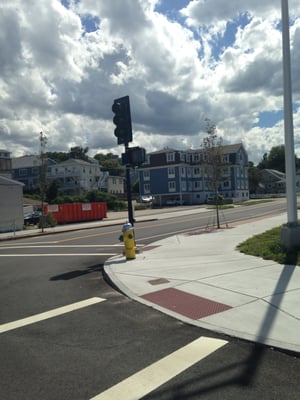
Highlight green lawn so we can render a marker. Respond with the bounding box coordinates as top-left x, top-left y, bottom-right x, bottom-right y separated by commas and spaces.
236, 226, 300, 266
